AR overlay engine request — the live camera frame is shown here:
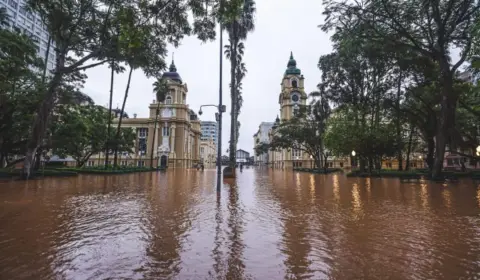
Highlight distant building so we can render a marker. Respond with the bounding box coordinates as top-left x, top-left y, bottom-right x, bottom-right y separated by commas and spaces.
253, 122, 274, 165
236, 149, 250, 164
200, 138, 216, 165
91, 59, 202, 168
1, 0, 57, 71
201, 121, 218, 145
